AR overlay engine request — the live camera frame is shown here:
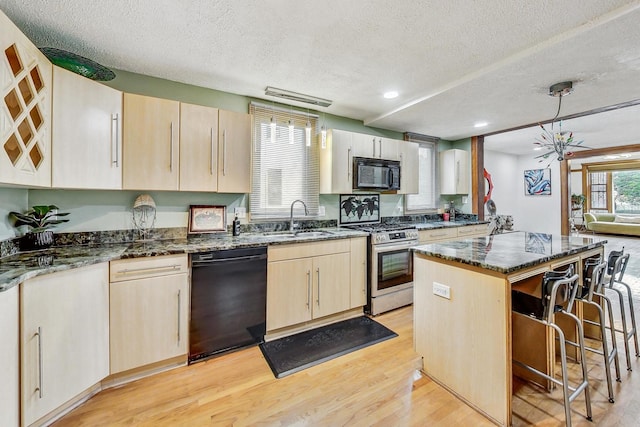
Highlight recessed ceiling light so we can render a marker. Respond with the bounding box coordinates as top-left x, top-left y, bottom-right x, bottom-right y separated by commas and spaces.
533, 147, 543, 151
383, 91, 398, 99
474, 121, 488, 128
